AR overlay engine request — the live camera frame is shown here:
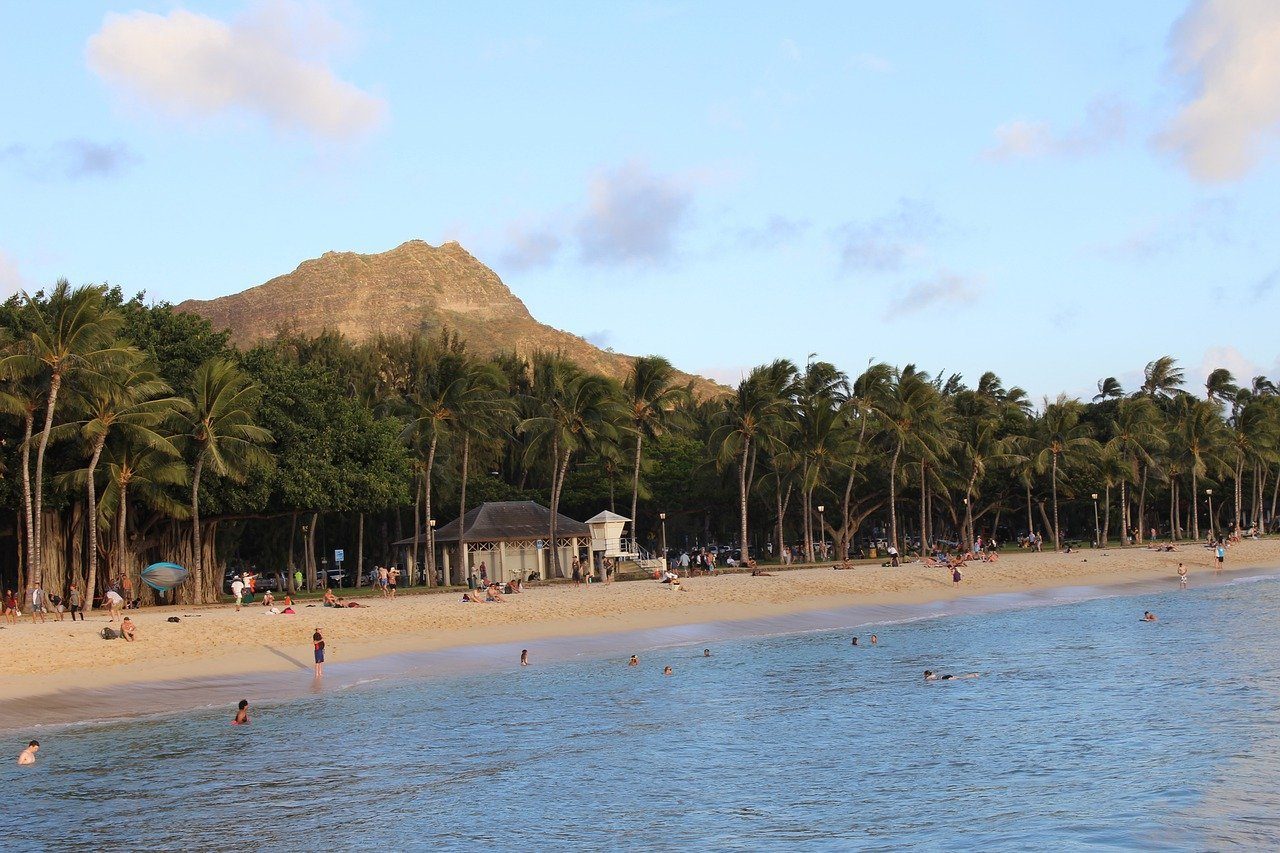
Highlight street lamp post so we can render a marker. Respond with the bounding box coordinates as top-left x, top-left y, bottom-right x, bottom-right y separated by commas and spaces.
659, 512, 668, 569
428, 518, 437, 585
1206, 489, 1214, 541
1091, 493, 1100, 548
817, 505, 826, 561
962, 497, 970, 551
